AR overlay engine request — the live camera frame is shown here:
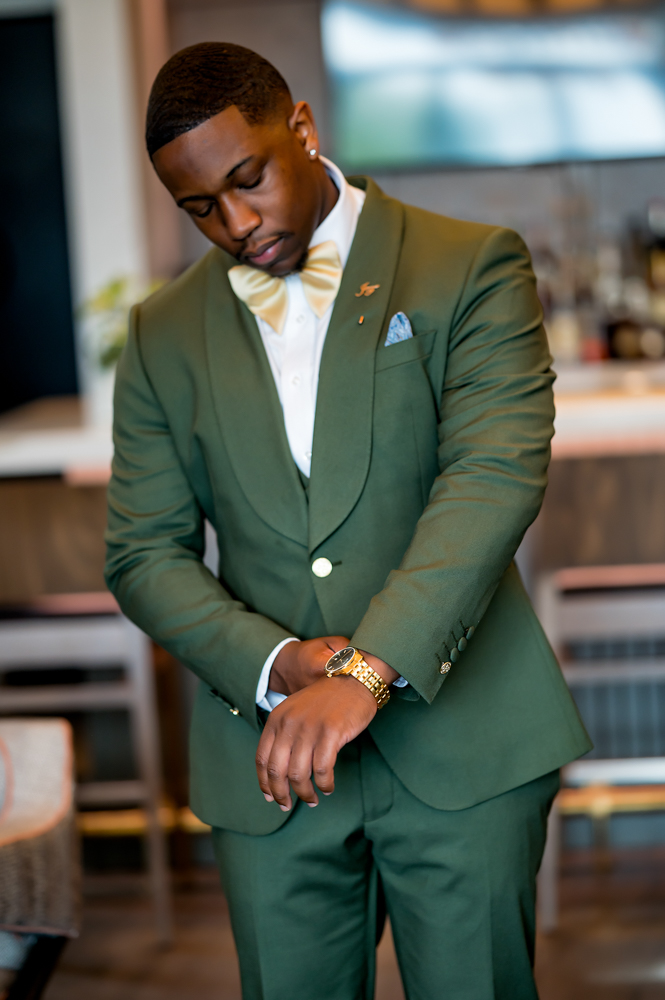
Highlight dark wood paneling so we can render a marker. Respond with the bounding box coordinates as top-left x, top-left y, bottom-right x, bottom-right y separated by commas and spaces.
533, 453, 665, 571
0, 477, 107, 602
